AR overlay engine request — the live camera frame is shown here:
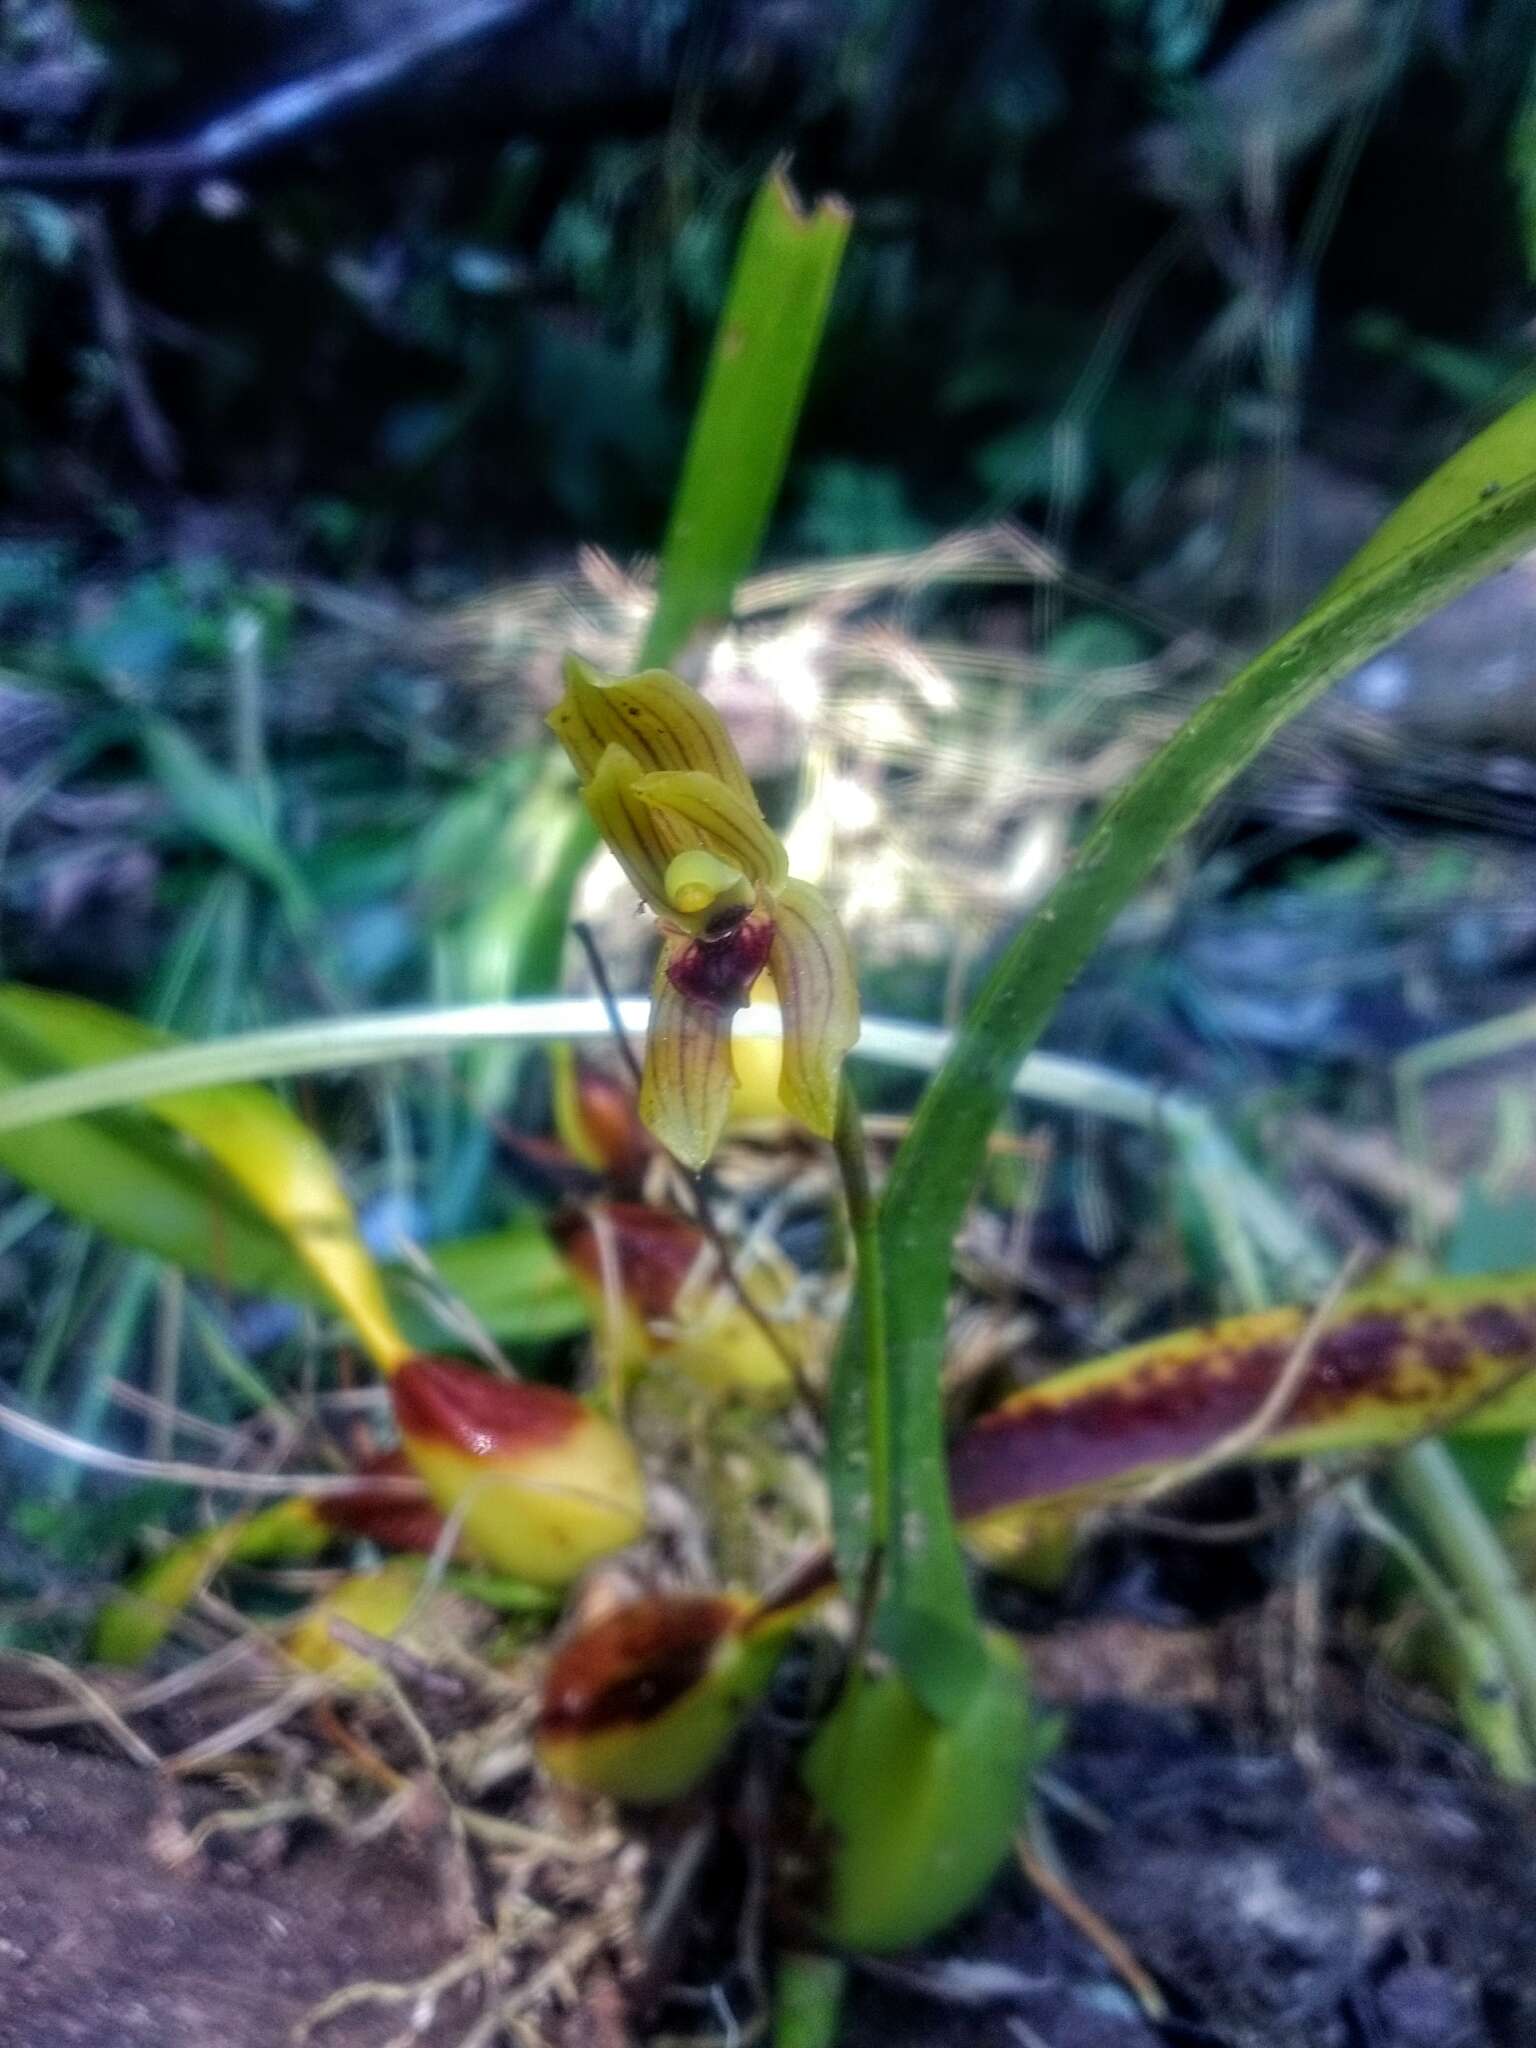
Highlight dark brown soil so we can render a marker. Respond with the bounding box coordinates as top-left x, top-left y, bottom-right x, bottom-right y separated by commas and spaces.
0, 1730, 471, 2048
842, 1704, 1536, 2048
5, 1697, 1536, 2048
